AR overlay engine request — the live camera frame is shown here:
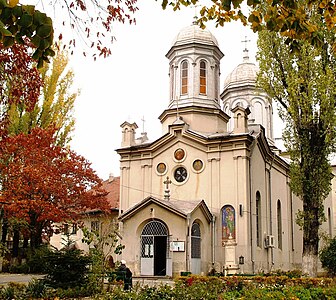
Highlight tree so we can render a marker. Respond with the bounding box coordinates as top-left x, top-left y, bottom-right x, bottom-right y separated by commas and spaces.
0, 1, 55, 67
0, 41, 42, 134
82, 219, 124, 292
7, 46, 79, 146
0, 0, 138, 65
320, 236, 336, 275
161, 0, 336, 51
0, 127, 109, 250
256, 6, 336, 276
3, 0, 336, 65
